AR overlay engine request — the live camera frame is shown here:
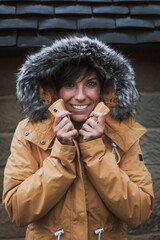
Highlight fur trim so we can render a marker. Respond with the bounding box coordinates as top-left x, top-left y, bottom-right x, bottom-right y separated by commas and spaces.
16, 36, 139, 122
